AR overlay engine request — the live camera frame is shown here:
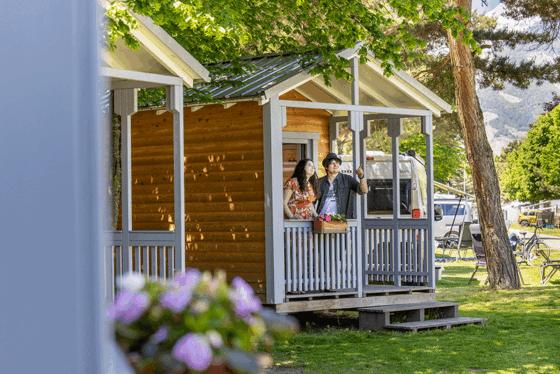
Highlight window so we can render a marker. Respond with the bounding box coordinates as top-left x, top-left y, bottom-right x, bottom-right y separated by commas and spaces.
282, 132, 320, 184
282, 143, 307, 183
442, 203, 466, 216
367, 179, 412, 215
